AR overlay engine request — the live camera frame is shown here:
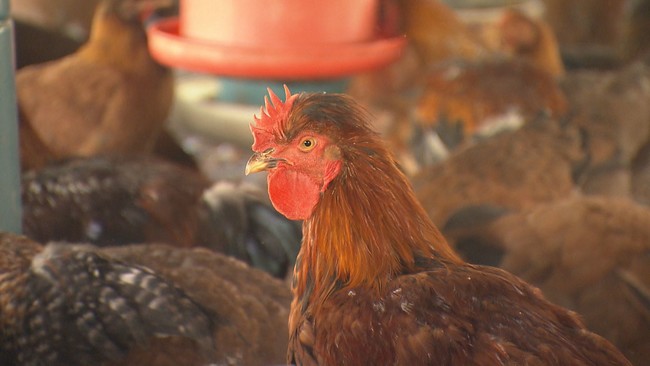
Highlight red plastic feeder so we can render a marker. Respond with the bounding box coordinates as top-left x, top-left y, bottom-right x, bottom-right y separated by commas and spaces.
147, 0, 407, 80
